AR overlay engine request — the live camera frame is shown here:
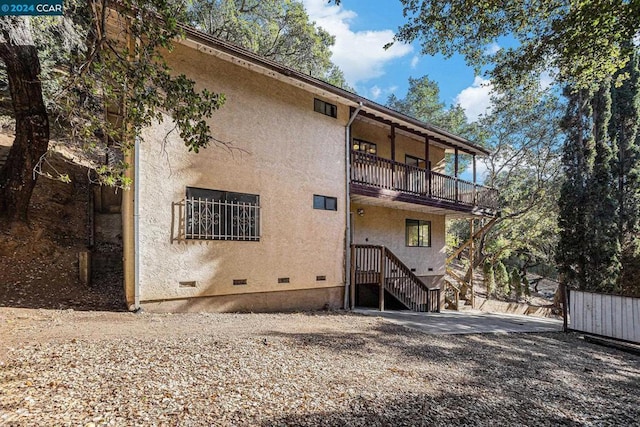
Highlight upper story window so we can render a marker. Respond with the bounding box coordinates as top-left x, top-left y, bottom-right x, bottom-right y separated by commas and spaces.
314, 98, 337, 118
406, 154, 430, 170
185, 187, 260, 241
353, 139, 377, 155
